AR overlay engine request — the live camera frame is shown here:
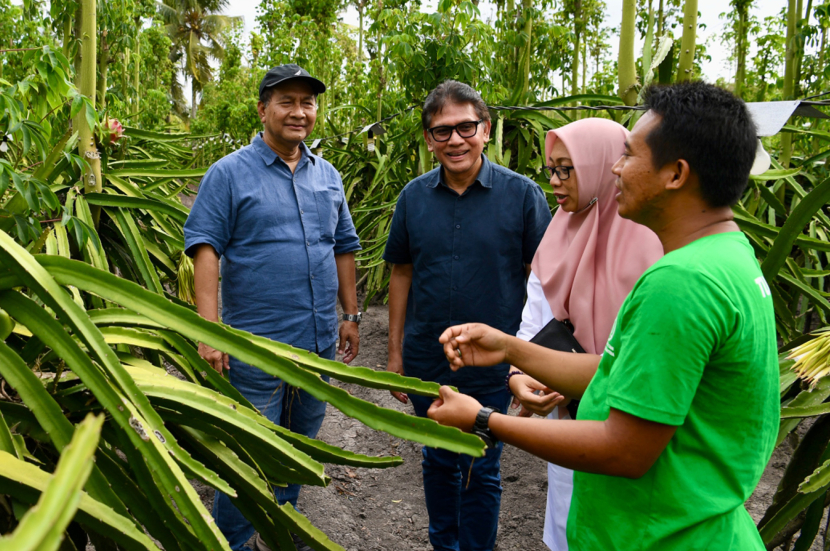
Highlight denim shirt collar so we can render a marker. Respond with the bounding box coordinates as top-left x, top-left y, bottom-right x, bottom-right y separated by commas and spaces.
252, 132, 317, 168
428, 154, 493, 190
